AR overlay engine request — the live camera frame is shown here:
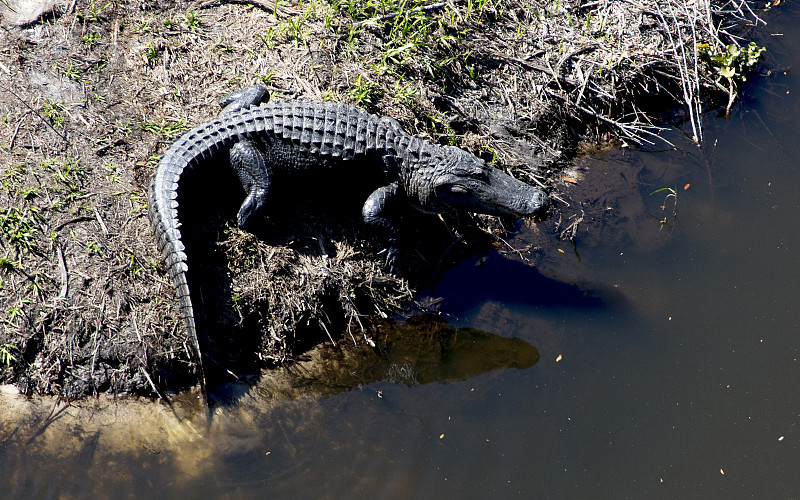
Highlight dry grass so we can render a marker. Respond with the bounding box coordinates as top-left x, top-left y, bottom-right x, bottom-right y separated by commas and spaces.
0, 0, 766, 398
